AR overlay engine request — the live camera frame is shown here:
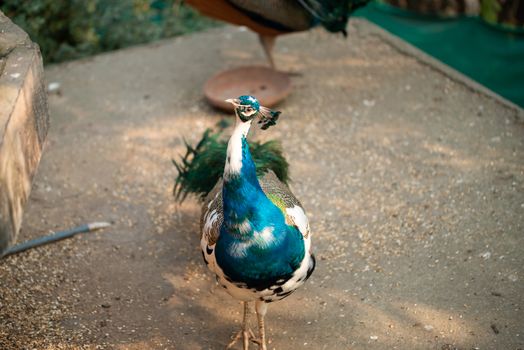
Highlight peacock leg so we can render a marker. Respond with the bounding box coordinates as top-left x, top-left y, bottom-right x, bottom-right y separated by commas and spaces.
226, 302, 256, 350
252, 300, 268, 350
258, 34, 276, 69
